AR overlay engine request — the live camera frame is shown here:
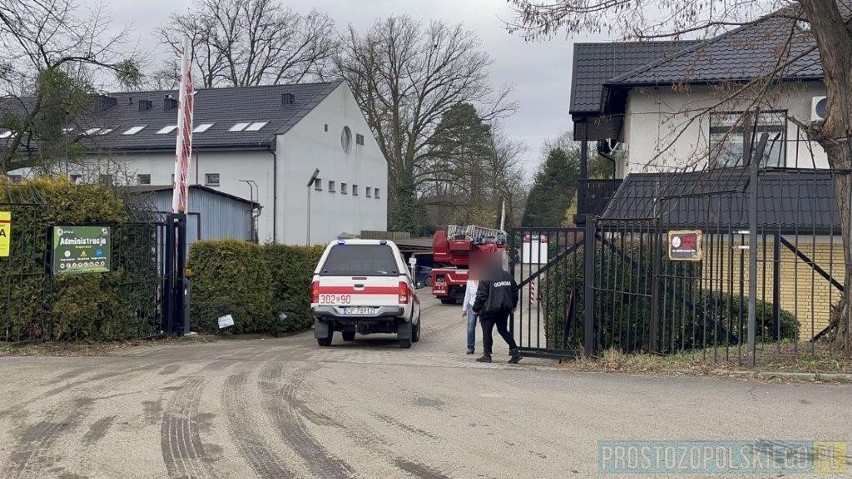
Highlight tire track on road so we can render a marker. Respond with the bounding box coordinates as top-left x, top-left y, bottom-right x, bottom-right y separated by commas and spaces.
160, 376, 215, 479
222, 368, 295, 478
259, 361, 354, 479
